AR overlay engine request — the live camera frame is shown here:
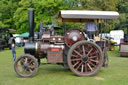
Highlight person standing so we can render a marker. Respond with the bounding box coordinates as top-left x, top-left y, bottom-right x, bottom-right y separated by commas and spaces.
11, 38, 16, 61
85, 20, 98, 39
